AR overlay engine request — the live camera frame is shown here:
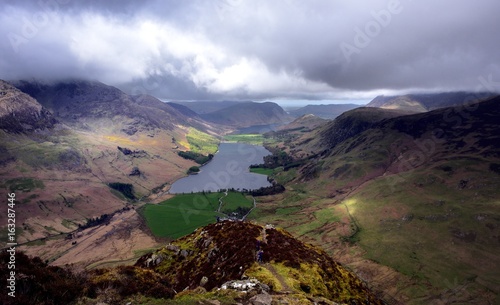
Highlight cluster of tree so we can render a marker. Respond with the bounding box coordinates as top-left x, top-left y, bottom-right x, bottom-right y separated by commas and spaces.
108, 182, 135, 199
250, 150, 294, 169
250, 183, 285, 196
117, 146, 147, 156
178, 151, 214, 164
187, 166, 200, 174
78, 213, 112, 230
